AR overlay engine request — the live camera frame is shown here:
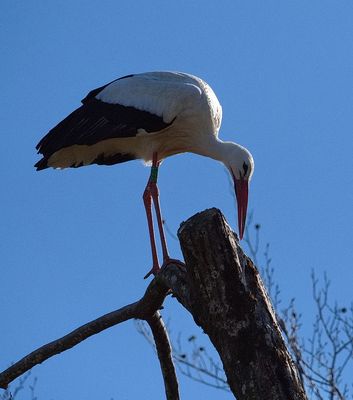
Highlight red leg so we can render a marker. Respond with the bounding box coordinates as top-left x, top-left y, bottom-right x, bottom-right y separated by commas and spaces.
143, 179, 160, 279
142, 152, 186, 279
149, 180, 169, 261
149, 153, 185, 271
